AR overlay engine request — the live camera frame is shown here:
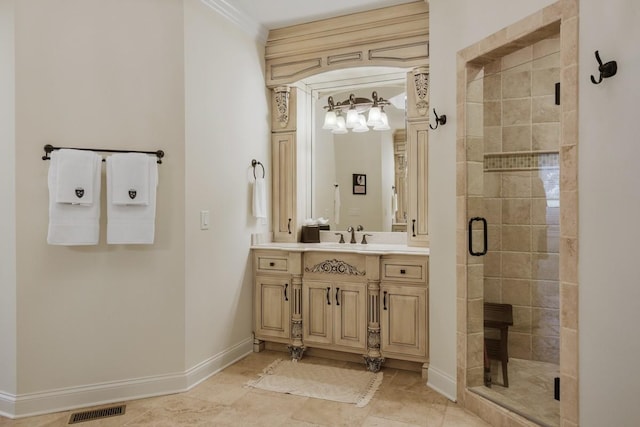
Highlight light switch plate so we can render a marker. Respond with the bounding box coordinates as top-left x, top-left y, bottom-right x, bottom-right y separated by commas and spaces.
200, 210, 210, 230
